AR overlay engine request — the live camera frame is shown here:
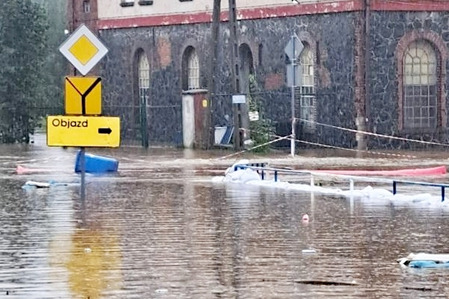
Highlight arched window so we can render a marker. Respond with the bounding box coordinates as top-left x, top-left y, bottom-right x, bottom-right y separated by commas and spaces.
136, 52, 150, 147
182, 47, 199, 90
299, 44, 316, 132
188, 49, 199, 89
239, 43, 254, 94
403, 40, 438, 129
138, 53, 150, 106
